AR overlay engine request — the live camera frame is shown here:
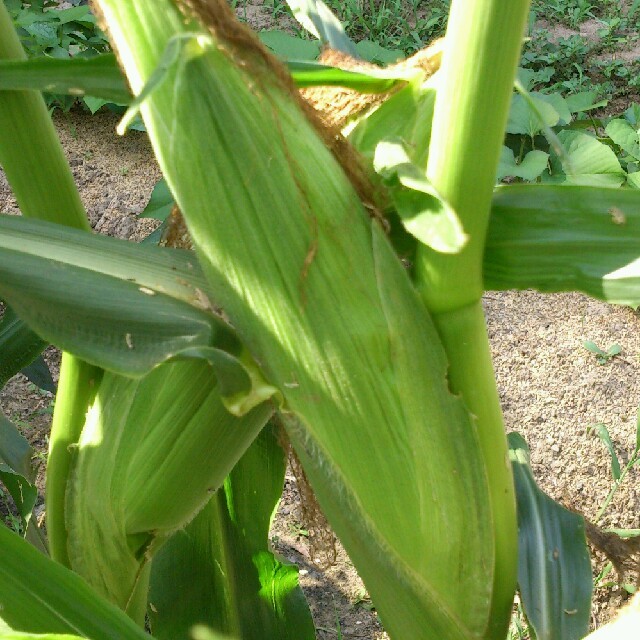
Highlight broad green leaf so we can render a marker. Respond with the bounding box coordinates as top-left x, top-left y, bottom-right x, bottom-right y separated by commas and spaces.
536, 92, 571, 126
0, 305, 48, 390
497, 147, 549, 181
555, 130, 625, 187
374, 139, 466, 252
588, 423, 621, 480
98, 3, 496, 637
0, 215, 269, 404
485, 185, 640, 306
508, 432, 592, 640
149, 424, 314, 640
0, 524, 151, 639
63, 361, 273, 615
565, 91, 607, 114
507, 93, 559, 137
285, 0, 358, 56
0, 54, 130, 104
258, 31, 319, 61
355, 39, 403, 64
605, 118, 640, 161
